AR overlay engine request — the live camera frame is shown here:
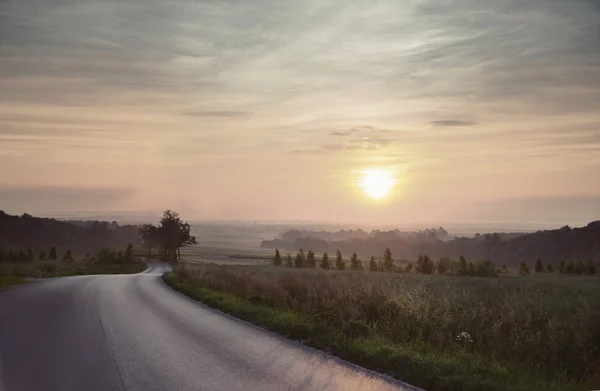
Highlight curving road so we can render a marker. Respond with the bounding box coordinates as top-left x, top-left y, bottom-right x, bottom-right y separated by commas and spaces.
0, 260, 420, 391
